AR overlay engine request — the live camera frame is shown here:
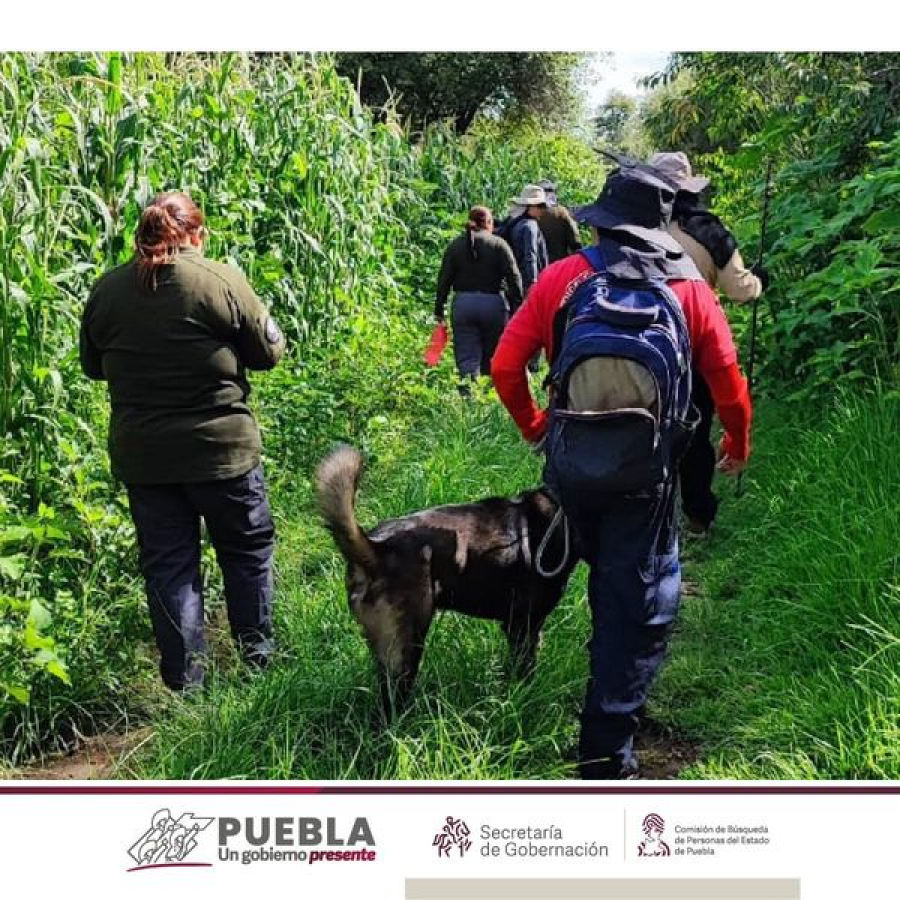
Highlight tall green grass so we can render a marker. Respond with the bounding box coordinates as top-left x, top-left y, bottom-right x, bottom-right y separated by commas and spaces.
659, 389, 900, 778
6, 51, 895, 781
133, 390, 899, 780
